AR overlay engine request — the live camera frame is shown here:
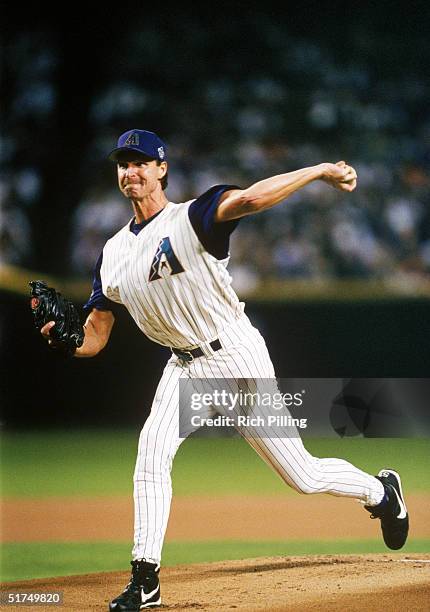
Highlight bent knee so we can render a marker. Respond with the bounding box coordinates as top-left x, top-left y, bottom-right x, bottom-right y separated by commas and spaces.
294, 481, 320, 495
285, 457, 323, 495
